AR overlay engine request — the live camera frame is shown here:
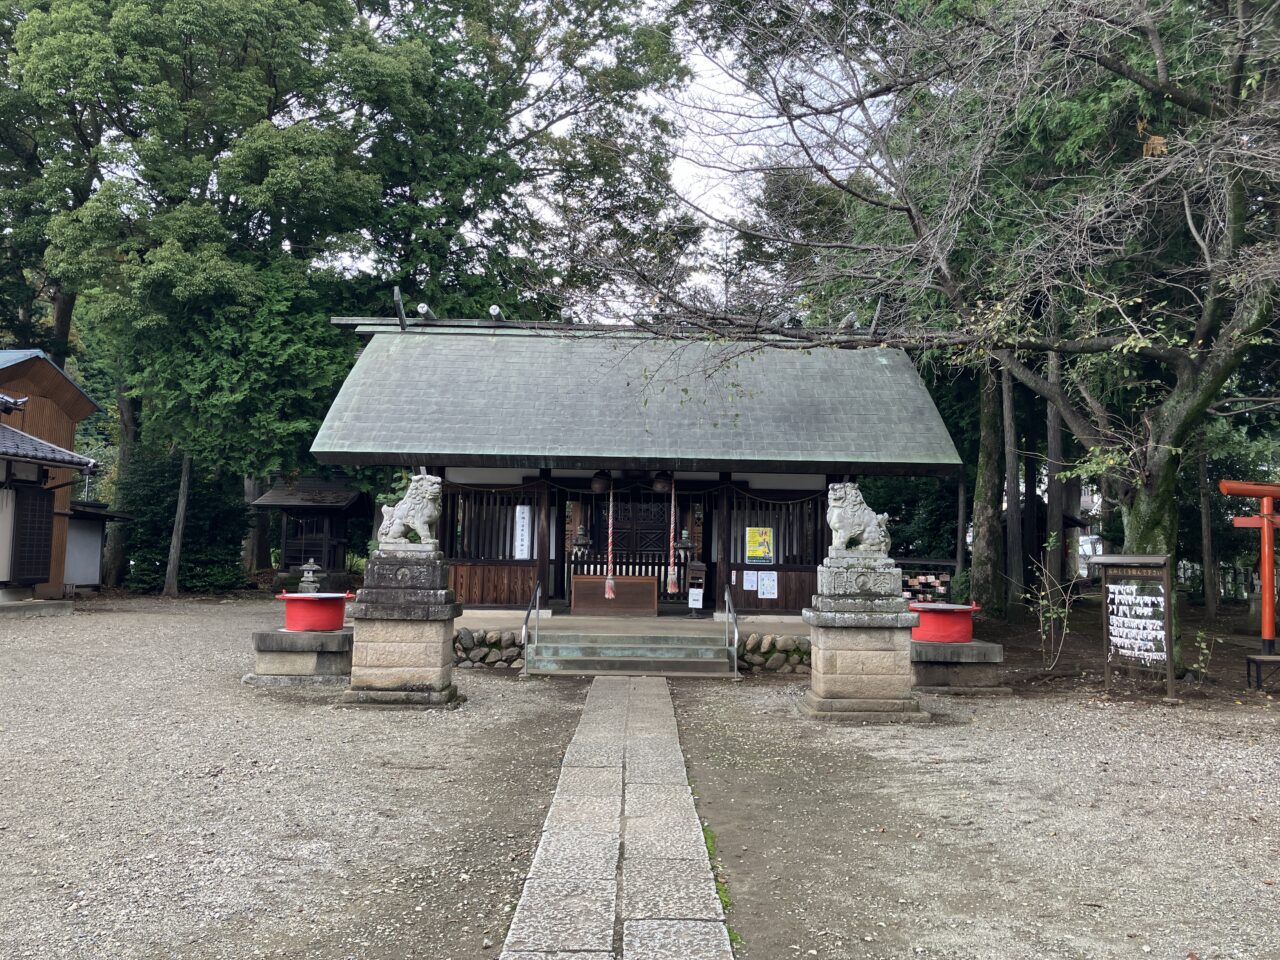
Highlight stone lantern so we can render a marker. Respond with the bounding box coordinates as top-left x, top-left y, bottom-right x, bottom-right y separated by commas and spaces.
571, 525, 591, 559
297, 557, 322, 593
